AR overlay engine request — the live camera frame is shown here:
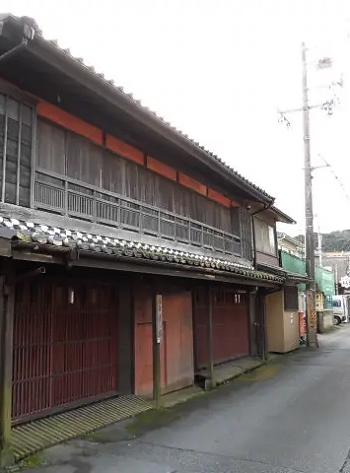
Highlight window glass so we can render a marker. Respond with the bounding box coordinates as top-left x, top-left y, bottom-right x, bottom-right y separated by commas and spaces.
7, 98, 19, 121
284, 286, 298, 311
254, 218, 276, 254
